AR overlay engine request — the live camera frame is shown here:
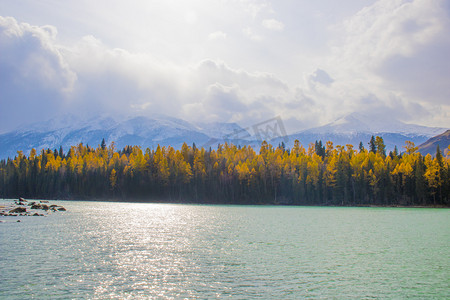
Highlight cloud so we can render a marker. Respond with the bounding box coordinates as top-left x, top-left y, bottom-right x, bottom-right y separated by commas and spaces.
242, 27, 263, 41
195, 59, 288, 93
1, 0, 449, 136
0, 17, 75, 91
308, 69, 334, 87
205, 83, 247, 118
262, 19, 284, 31
208, 31, 227, 40
237, 0, 273, 19
0, 16, 296, 131
0, 16, 76, 132
181, 60, 292, 125
316, 0, 450, 126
